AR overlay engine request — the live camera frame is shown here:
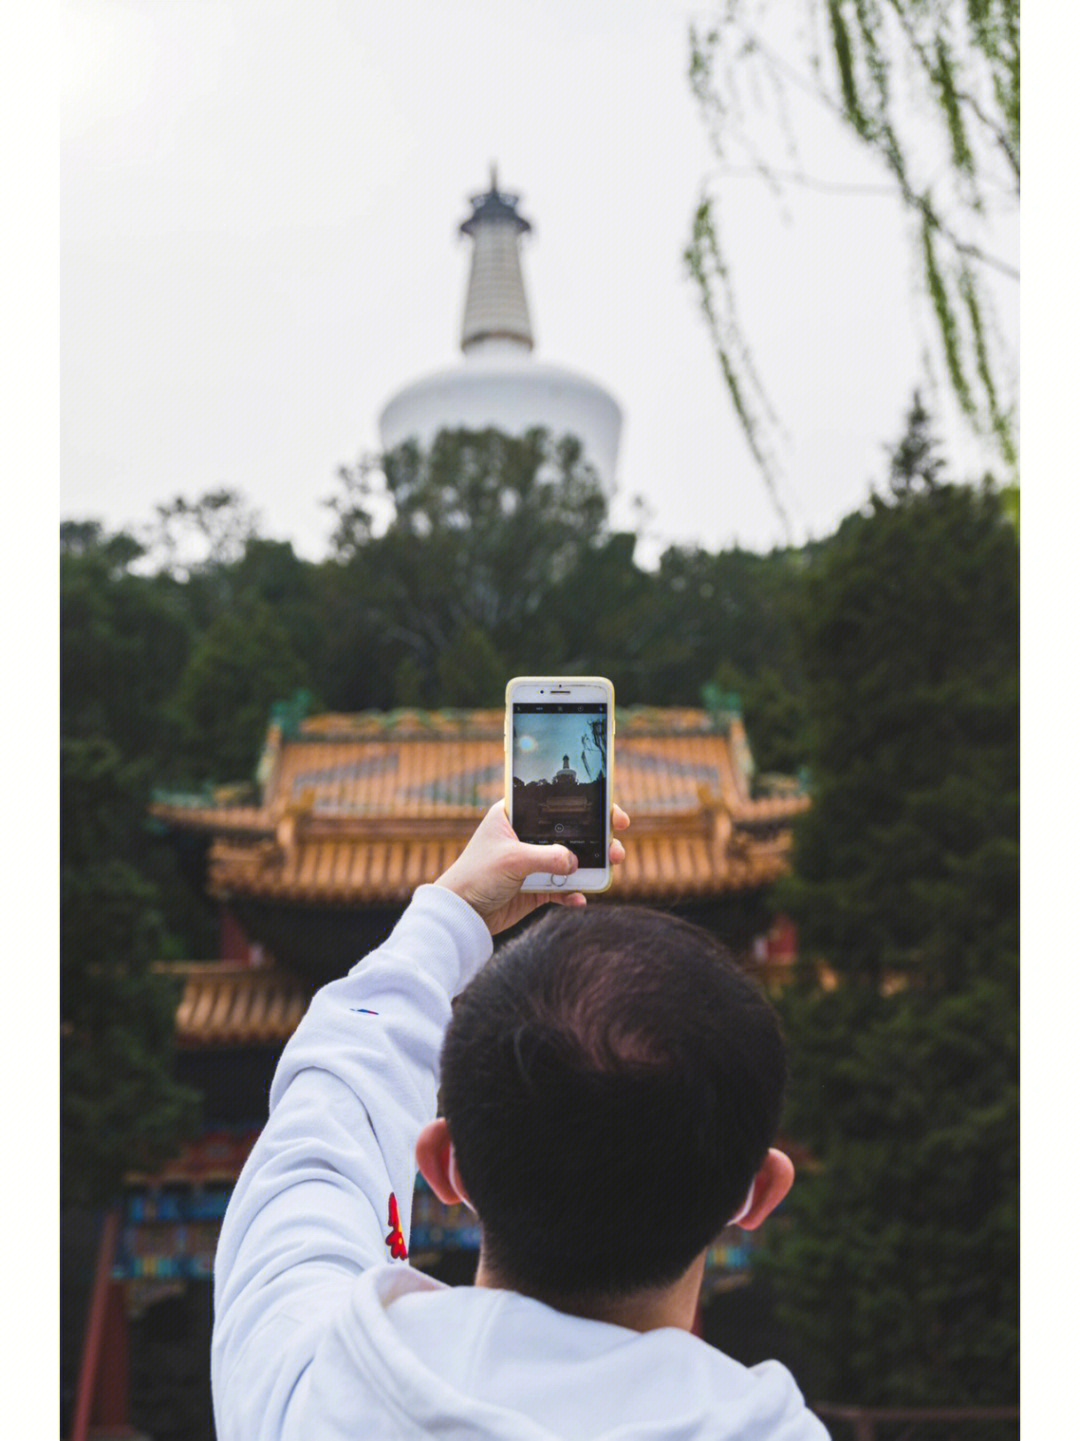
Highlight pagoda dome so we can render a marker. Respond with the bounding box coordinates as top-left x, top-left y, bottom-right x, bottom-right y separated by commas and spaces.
378, 170, 622, 493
